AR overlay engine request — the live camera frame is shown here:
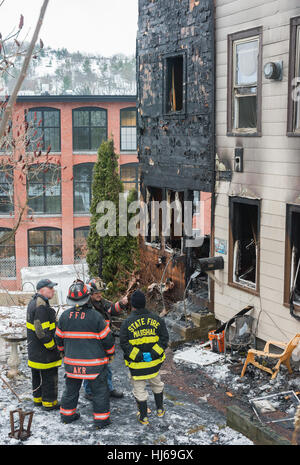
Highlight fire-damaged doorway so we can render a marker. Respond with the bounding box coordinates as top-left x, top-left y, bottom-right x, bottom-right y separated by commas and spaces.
139, 184, 213, 310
